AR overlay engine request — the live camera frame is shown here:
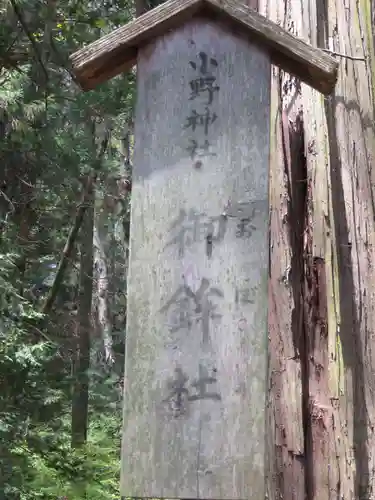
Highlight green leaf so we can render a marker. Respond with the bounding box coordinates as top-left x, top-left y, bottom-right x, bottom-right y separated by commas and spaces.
94, 18, 107, 29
